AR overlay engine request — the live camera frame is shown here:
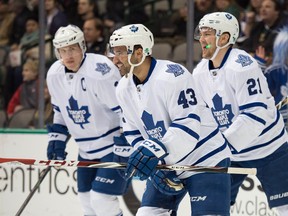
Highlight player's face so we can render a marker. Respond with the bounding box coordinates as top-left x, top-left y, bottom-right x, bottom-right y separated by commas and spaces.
58, 44, 83, 71
198, 27, 217, 59
112, 46, 131, 74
